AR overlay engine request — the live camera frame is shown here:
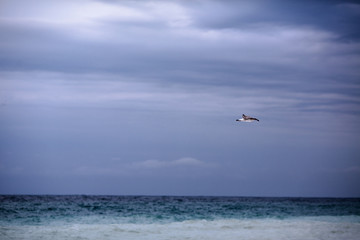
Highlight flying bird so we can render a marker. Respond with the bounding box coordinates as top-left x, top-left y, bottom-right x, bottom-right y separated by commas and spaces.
236, 114, 259, 122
